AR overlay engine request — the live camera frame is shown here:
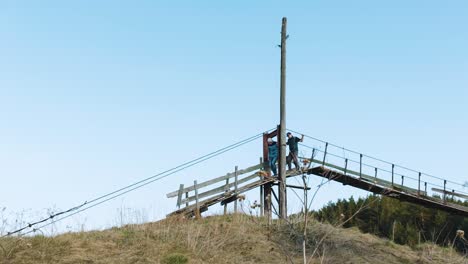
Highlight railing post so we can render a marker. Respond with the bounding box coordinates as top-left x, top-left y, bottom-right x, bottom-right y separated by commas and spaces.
401, 176, 404, 187
359, 154, 363, 179
443, 180, 447, 202
234, 166, 239, 213
322, 142, 328, 166
194, 180, 200, 218
304, 148, 317, 171
418, 172, 421, 196
424, 182, 427, 195
311, 148, 316, 167
260, 157, 264, 217
185, 192, 189, 208
224, 172, 230, 215
344, 159, 348, 175
374, 168, 378, 183
177, 184, 184, 209
391, 164, 395, 187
